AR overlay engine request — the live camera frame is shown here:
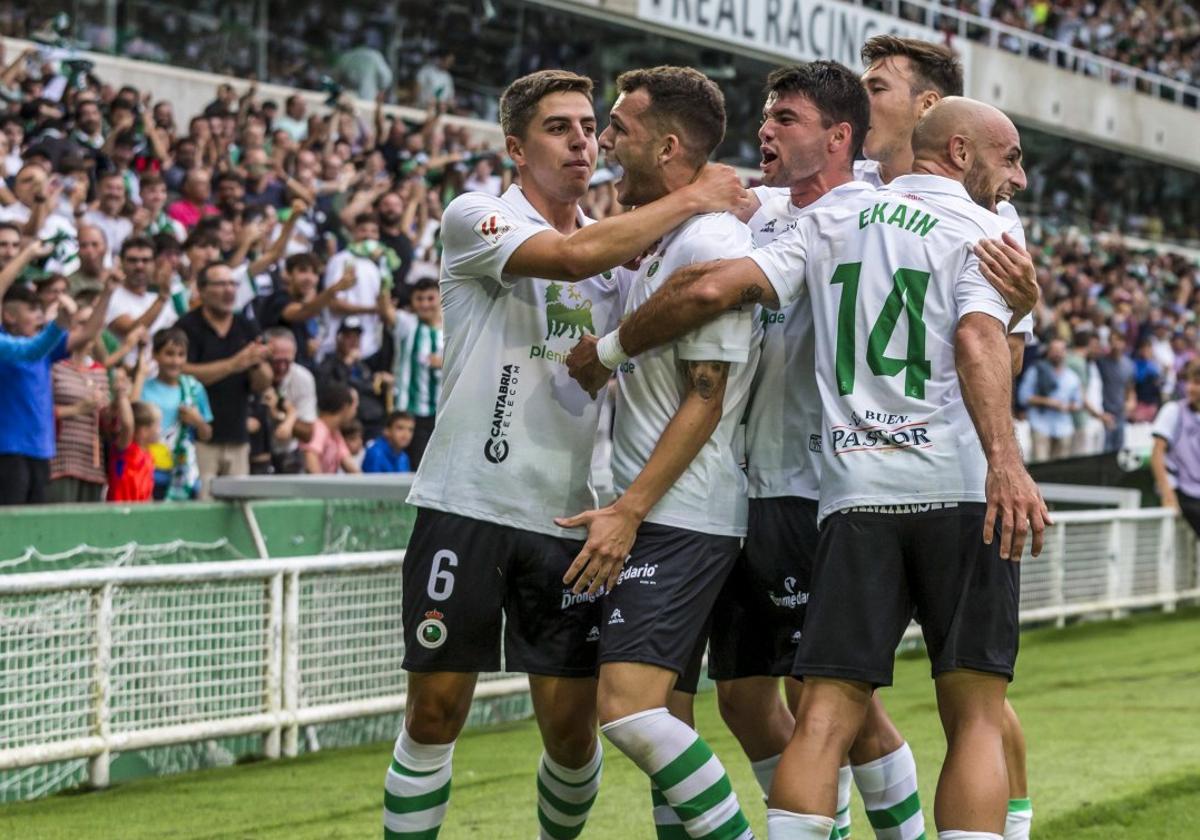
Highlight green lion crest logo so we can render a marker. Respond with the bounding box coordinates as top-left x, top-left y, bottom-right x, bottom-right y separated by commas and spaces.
544, 283, 595, 340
